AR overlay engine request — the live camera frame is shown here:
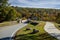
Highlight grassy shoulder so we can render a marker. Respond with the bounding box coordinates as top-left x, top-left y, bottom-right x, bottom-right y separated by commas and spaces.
14, 21, 57, 40
54, 22, 60, 30
0, 21, 17, 27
